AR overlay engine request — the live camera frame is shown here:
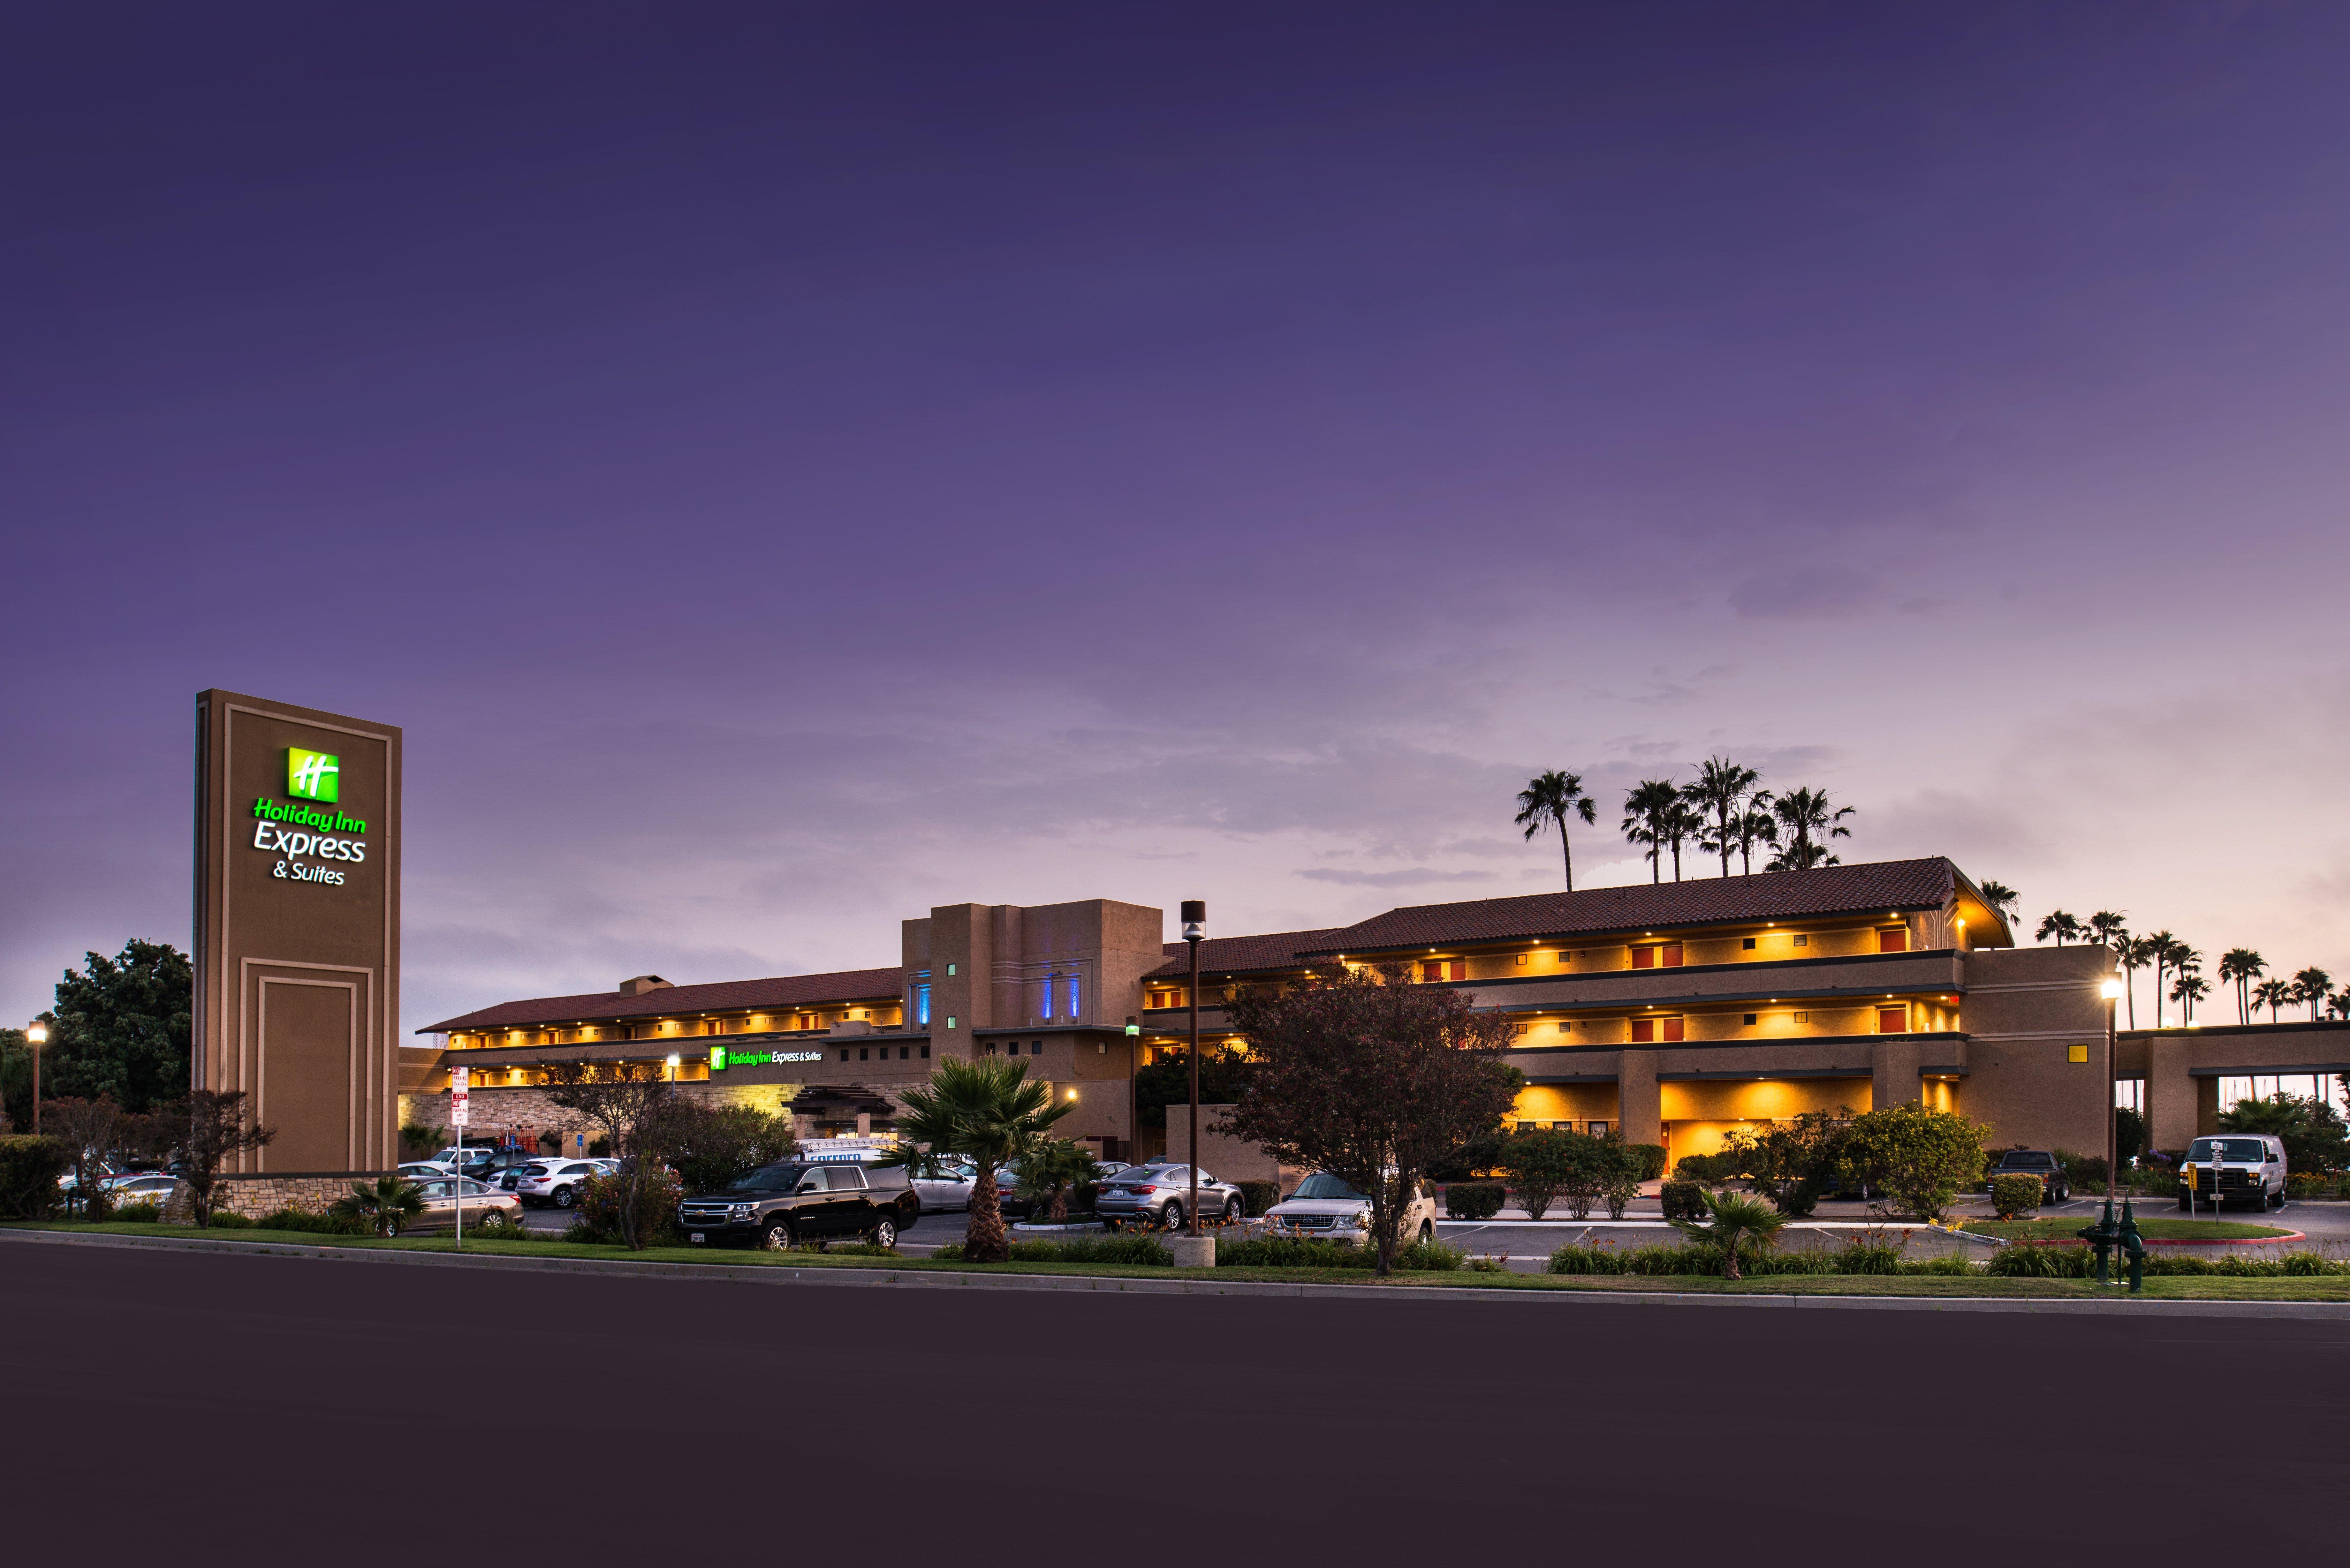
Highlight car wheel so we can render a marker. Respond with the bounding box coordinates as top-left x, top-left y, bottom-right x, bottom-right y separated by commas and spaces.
1418, 1220, 1434, 1245
760, 1218, 794, 1251
554, 1187, 575, 1209
871, 1217, 898, 1249
1223, 1198, 1242, 1225
1161, 1202, 1184, 1230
